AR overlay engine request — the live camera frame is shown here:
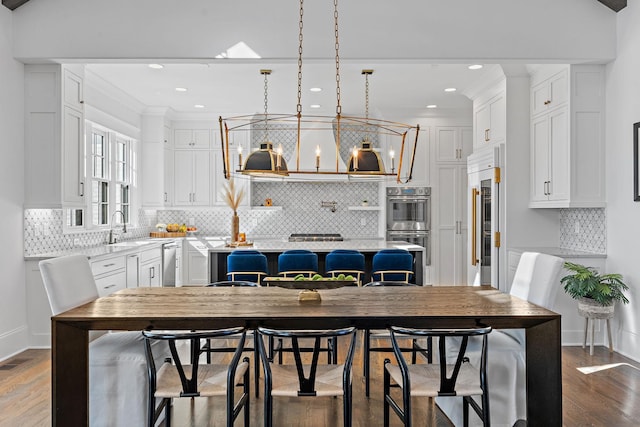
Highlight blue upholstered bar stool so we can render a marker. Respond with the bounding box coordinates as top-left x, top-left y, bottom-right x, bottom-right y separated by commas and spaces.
325, 249, 365, 286
372, 248, 414, 283
226, 249, 269, 284
277, 249, 319, 278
